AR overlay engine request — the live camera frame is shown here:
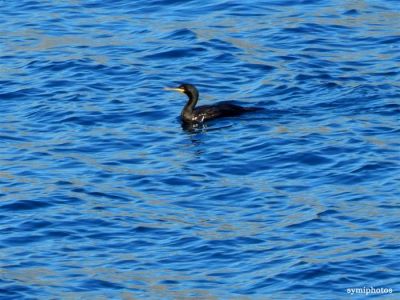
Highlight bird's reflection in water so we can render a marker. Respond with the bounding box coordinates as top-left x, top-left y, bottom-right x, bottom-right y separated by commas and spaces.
181, 121, 233, 134
181, 121, 208, 133
181, 121, 234, 156
180, 122, 231, 159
